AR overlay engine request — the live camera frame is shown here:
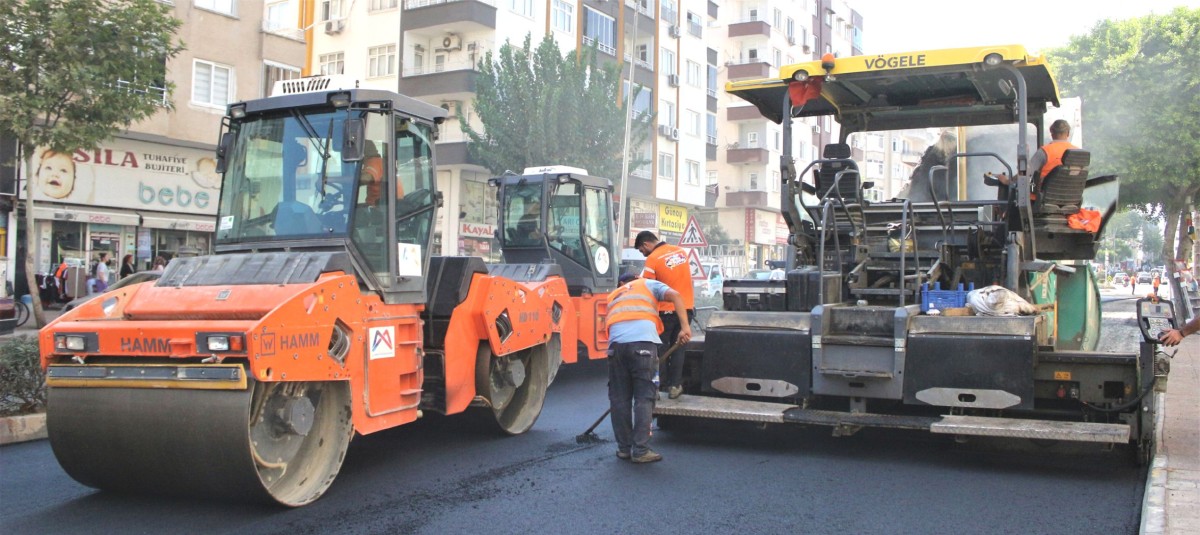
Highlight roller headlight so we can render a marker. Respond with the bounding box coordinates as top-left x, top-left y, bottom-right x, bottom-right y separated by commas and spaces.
55, 334, 87, 351
202, 334, 244, 352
